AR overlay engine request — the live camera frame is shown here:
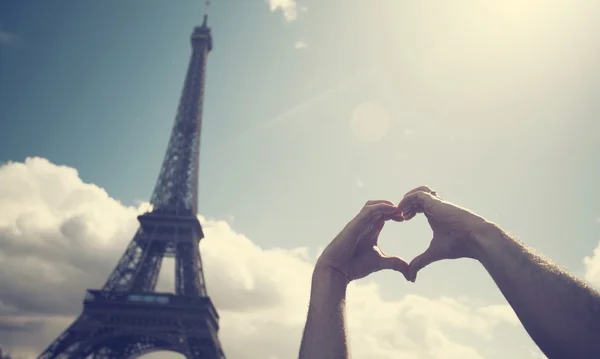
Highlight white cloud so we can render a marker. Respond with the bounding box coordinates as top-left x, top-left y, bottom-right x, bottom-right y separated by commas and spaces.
583, 242, 600, 287
294, 40, 308, 49
0, 158, 527, 358
267, 0, 299, 22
